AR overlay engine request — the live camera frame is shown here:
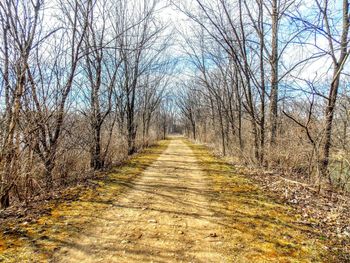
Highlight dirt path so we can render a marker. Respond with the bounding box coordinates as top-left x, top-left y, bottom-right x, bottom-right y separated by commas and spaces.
1, 137, 332, 262
56, 138, 234, 262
